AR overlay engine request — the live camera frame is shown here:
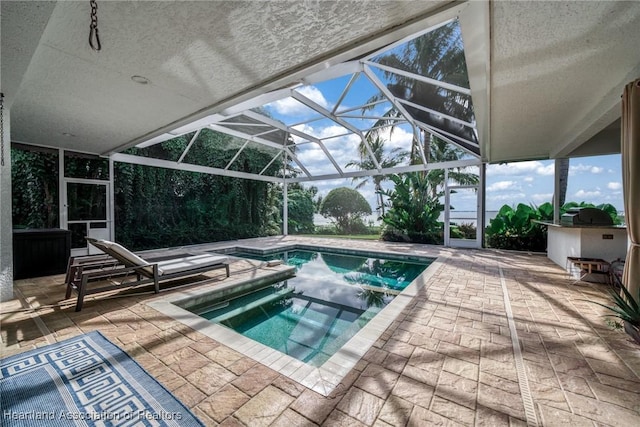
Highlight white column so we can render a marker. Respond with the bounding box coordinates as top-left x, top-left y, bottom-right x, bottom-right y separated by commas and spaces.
479, 163, 486, 247
0, 106, 13, 301
443, 168, 450, 246
59, 148, 66, 230
282, 181, 288, 236
109, 156, 115, 240
554, 159, 561, 224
